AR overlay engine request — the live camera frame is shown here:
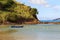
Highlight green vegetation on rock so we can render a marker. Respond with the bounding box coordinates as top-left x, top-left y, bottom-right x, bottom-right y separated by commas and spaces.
0, 0, 39, 24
